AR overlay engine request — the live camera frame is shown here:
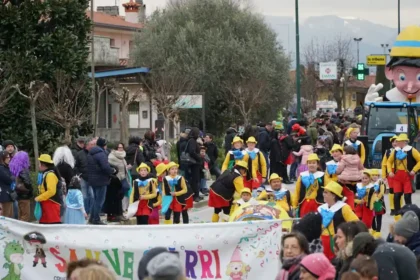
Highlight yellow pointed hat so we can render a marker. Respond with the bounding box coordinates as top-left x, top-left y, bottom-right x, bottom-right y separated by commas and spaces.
397, 133, 409, 142
390, 26, 420, 58
241, 188, 252, 195
269, 173, 283, 183
231, 136, 244, 144
323, 181, 343, 198
246, 136, 258, 144
235, 160, 248, 170
307, 153, 320, 162
330, 144, 344, 153
166, 161, 179, 171
156, 163, 167, 177
136, 162, 151, 173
